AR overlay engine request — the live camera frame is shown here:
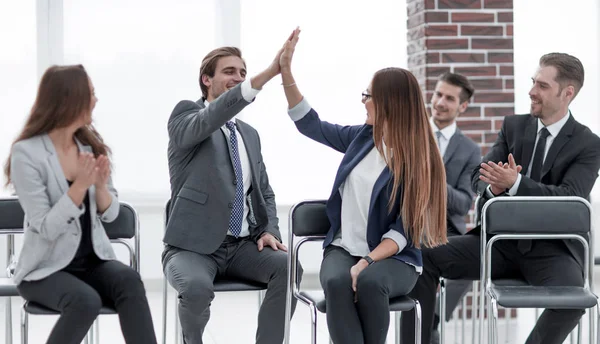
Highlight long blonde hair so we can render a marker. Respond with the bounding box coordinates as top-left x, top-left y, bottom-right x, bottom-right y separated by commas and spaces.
371, 67, 447, 248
